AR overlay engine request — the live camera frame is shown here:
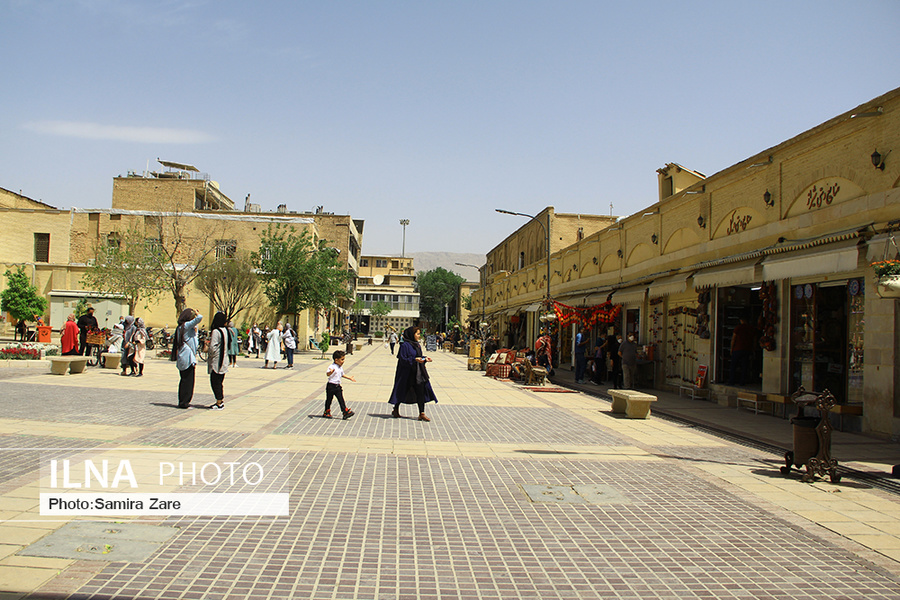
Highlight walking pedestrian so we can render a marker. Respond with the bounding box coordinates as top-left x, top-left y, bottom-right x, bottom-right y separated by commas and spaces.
608, 333, 622, 388
172, 309, 203, 409
574, 325, 589, 384
388, 327, 438, 421
283, 323, 296, 368
207, 311, 230, 410
120, 316, 135, 376
323, 350, 355, 420
227, 320, 239, 368
131, 318, 148, 377
591, 332, 608, 384
264, 322, 282, 369
248, 323, 262, 358
388, 329, 398, 355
